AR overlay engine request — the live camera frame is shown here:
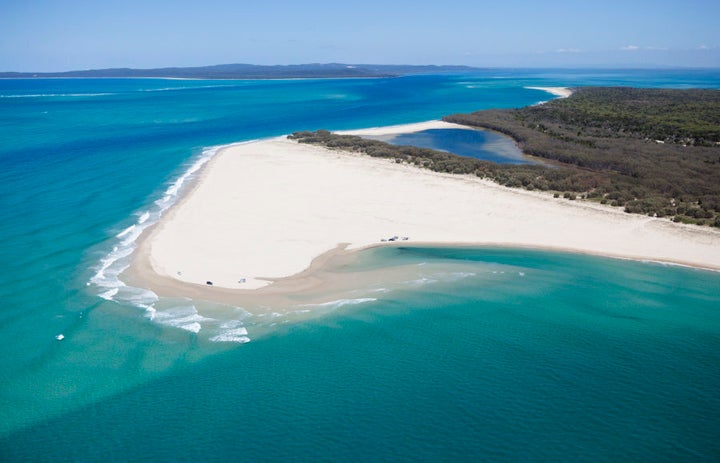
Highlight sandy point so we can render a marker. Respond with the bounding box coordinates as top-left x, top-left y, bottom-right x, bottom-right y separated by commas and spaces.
126, 120, 720, 305
526, 86, 574, 99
